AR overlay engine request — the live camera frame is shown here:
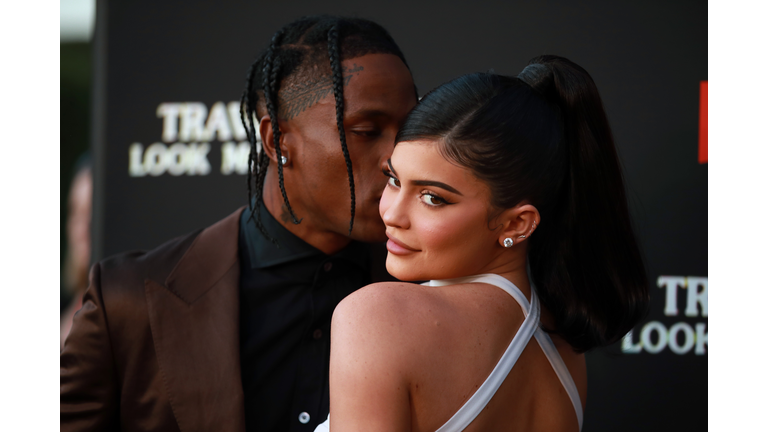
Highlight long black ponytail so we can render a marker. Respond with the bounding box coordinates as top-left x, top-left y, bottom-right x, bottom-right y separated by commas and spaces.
396, 56, 648, 352
523, 56, 649, 351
